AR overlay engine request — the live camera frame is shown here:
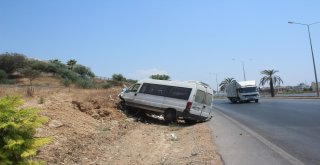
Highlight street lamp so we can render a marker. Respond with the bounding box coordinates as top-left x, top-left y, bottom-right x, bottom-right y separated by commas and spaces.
209, 73, 219, 93
232, 58, 246, 81
288, 21, 320, 97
